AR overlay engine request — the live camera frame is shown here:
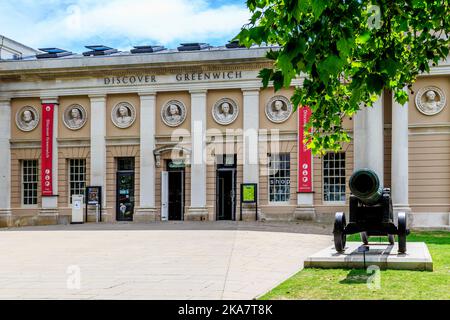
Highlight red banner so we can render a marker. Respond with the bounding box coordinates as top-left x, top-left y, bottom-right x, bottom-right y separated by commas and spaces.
298, 106, 312, 193
41, 104, 54, 196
